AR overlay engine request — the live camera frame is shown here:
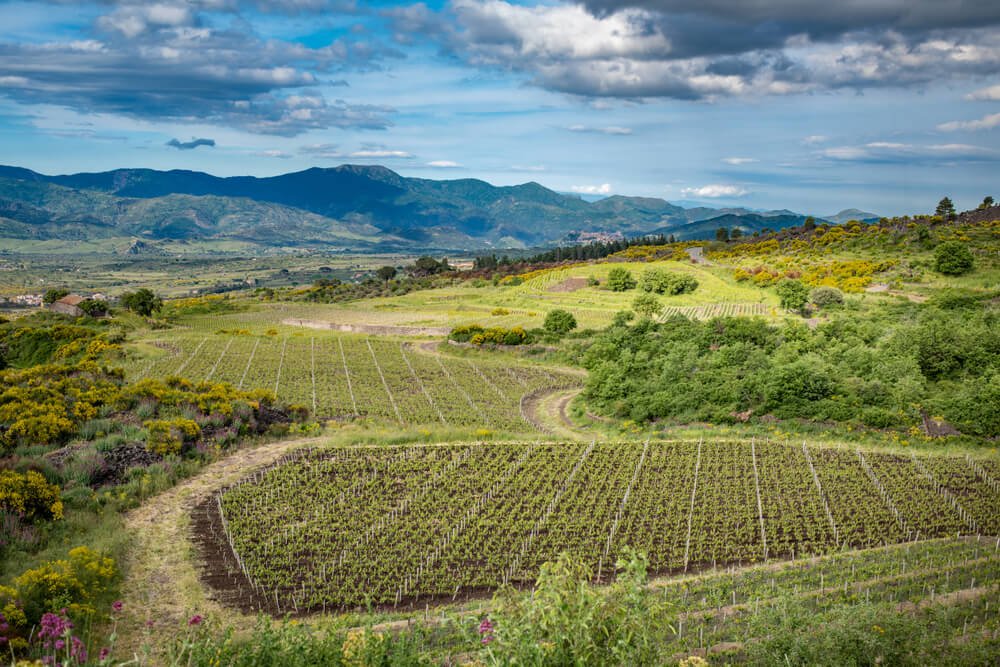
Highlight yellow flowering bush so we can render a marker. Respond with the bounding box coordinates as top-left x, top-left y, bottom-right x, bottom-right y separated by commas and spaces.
0, 470, 63, 521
